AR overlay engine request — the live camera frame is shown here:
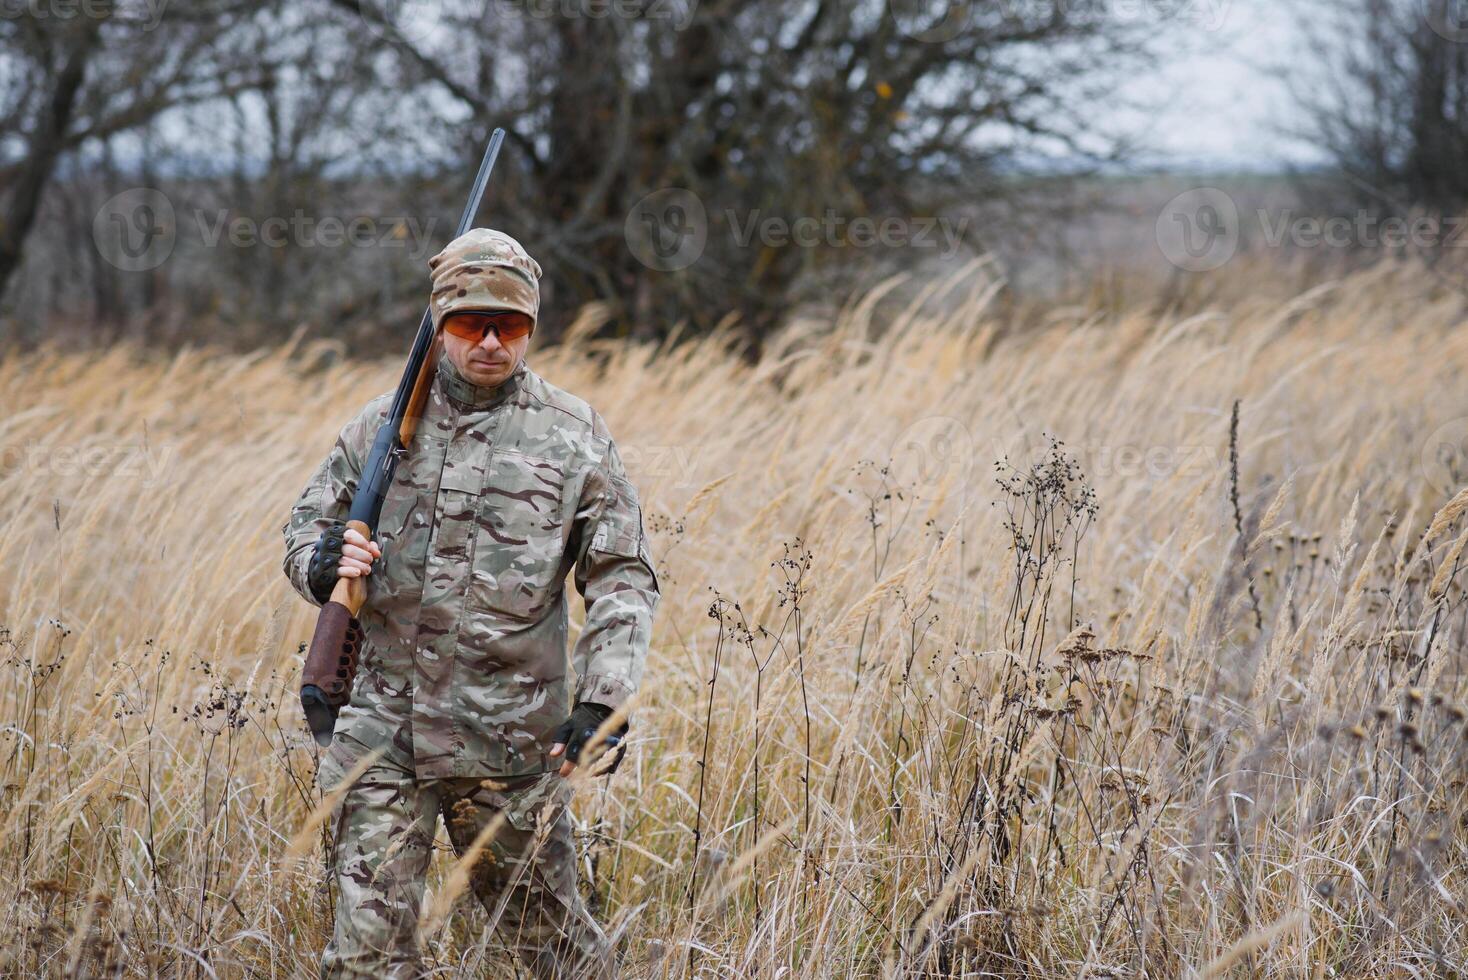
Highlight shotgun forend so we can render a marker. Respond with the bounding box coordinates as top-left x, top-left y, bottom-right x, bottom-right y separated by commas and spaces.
299, 127, 507, 747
